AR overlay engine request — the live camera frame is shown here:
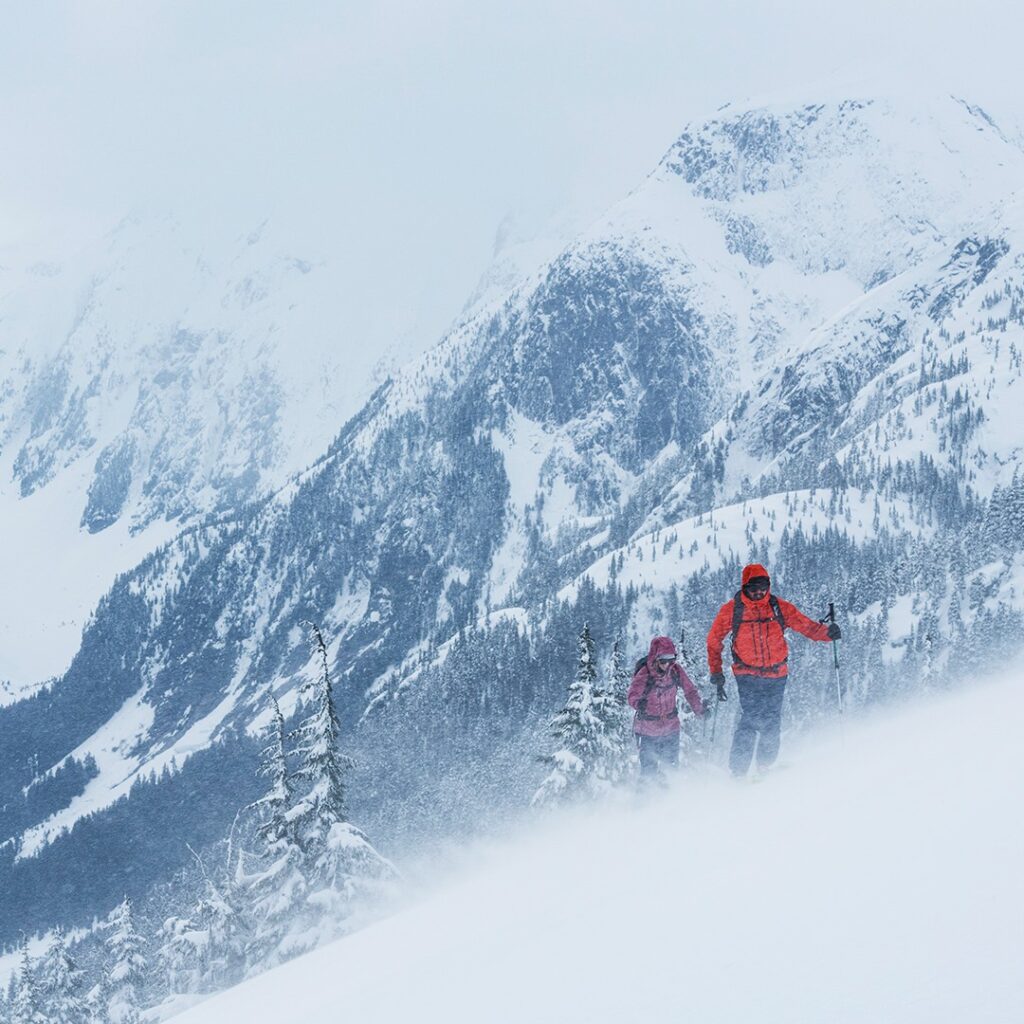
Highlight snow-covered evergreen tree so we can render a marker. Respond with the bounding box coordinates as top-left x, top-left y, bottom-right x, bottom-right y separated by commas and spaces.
10, 942, 45, 1024
237, 696, 307, 971
189, 873, 245, 992
256, 697, 294, 848
285, 626, 395, 948
920, 622, 936, 690
83, 982, 109, 1024
36, 929, 85, 1024
104, 898, 147, 1024
609, 638, 631, 705
302, 816, 398, 945
154, 836, 247, 997
593, 638, 633, 783
156, 914, 205, 998
533, 623, 628, 805
290, 624, 353, 854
